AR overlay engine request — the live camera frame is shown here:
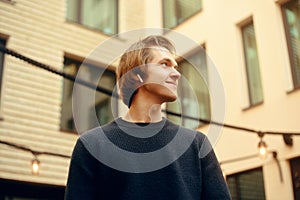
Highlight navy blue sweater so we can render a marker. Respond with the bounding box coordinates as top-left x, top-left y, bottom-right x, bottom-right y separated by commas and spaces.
65, 118, 231, 200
